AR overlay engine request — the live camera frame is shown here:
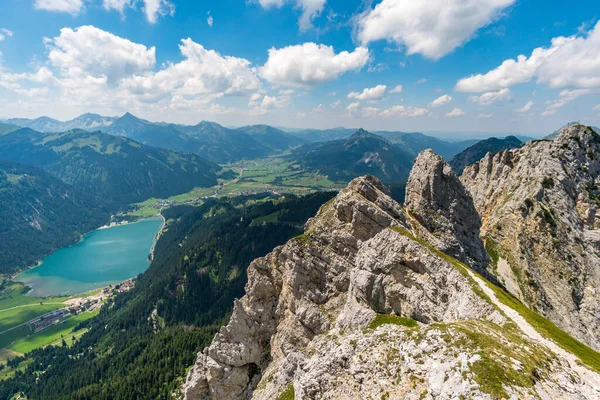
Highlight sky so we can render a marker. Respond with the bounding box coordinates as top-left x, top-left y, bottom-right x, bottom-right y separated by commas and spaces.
0, 0, 598, 136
